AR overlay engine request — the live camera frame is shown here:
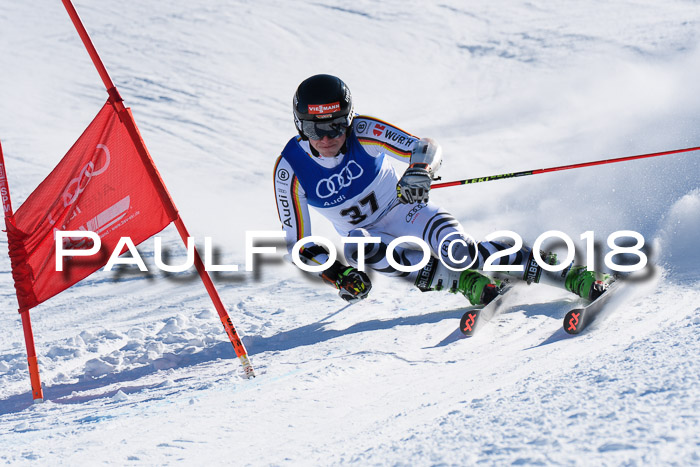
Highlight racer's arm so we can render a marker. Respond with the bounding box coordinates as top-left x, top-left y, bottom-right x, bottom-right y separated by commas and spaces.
352, 116, 443, 204
273, 155, 311, 254
354, 116, 418, 163
273, 156, 371, 302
